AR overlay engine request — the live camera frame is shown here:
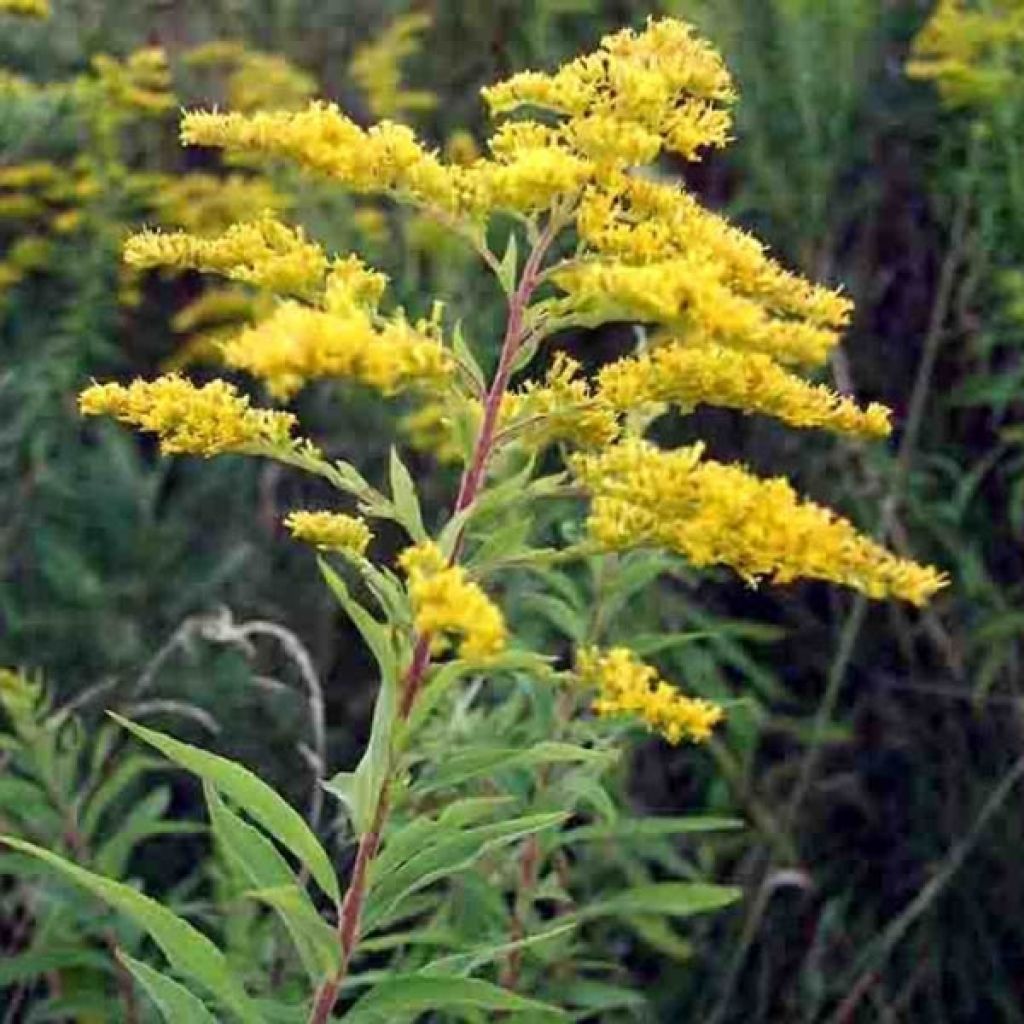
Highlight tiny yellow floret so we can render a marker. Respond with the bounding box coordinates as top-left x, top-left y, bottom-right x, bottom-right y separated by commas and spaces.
577, 647, 724, 744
